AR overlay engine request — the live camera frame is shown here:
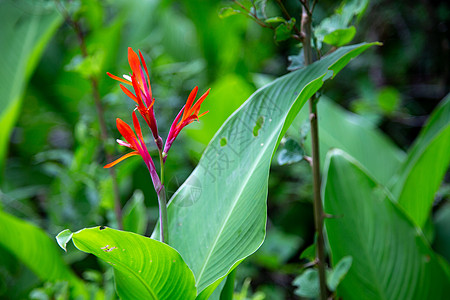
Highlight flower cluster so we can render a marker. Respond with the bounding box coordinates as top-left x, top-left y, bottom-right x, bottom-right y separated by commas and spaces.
105, 47, 209, 191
